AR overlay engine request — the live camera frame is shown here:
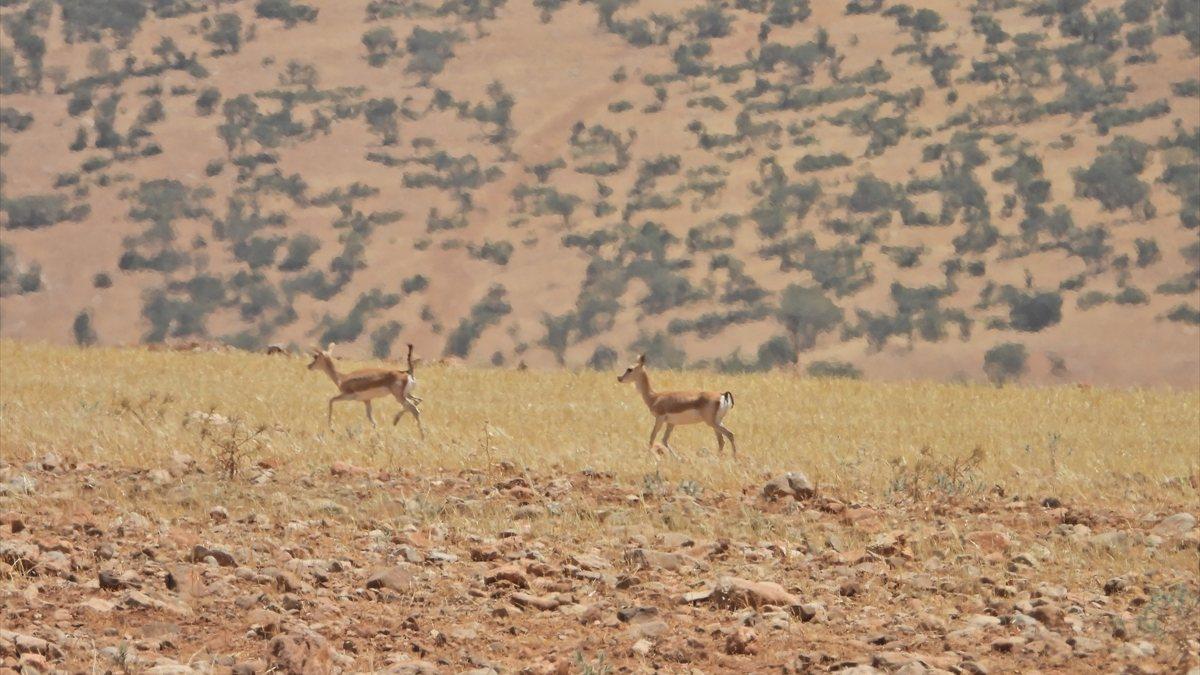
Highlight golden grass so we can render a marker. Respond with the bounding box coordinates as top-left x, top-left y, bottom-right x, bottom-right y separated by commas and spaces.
1, 340, 1197, 507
